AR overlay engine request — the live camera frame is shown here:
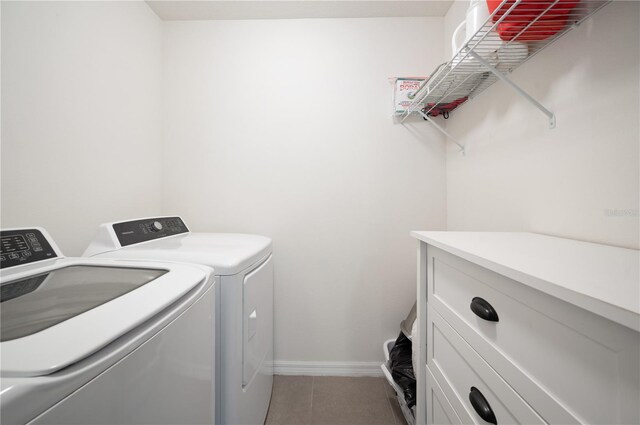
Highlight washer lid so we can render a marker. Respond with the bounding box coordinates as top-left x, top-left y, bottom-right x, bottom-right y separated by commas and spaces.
0, 259, 209, 378
100, 233, 272, 275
